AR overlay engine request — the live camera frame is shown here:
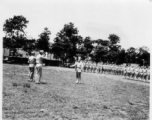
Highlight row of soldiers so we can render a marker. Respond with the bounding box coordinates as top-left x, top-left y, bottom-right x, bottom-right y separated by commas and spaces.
82, 62, 150, 82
